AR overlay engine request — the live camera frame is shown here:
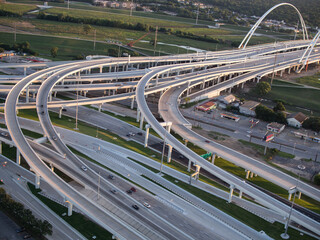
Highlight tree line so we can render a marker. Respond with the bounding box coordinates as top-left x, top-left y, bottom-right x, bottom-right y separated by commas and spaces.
0, 188, 52, 238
